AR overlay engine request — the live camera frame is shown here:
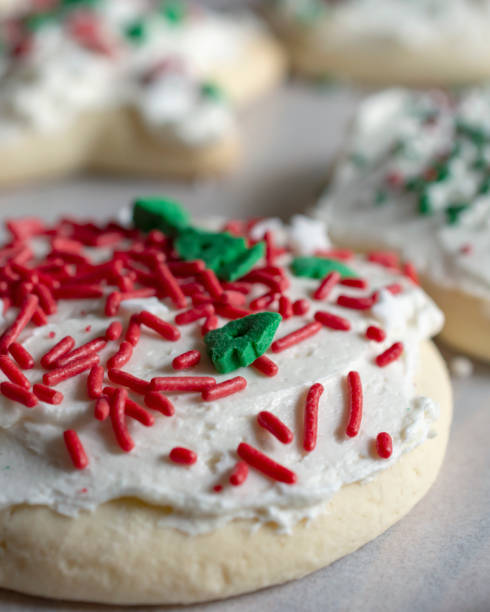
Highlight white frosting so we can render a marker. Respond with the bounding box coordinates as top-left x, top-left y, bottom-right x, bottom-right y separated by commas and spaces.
0, 0, 261, 145
315, 88, 490, 305
0, 227, 443, 534
272, 0, 490, 50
